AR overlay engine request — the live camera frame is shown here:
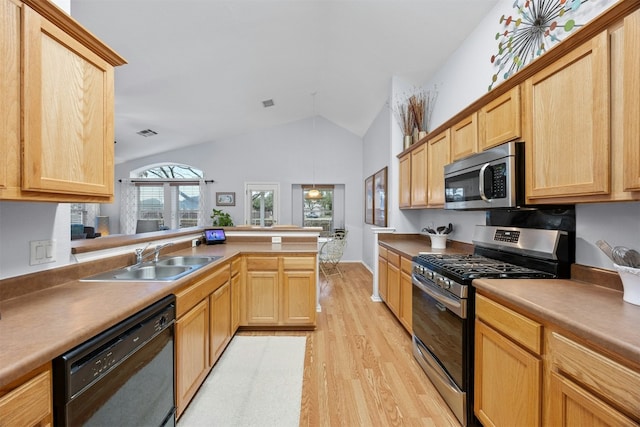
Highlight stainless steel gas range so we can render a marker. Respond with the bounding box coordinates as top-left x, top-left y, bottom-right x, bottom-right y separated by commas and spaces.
411, 225, 571, 426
